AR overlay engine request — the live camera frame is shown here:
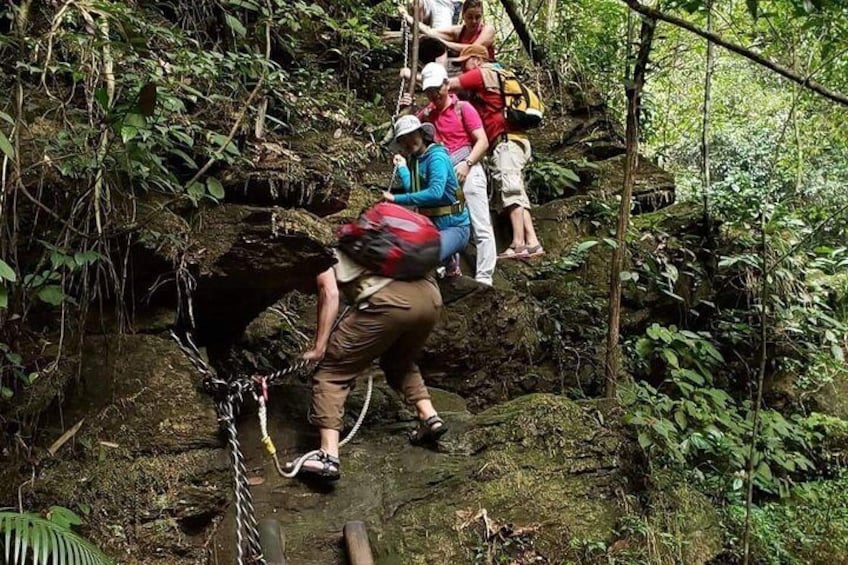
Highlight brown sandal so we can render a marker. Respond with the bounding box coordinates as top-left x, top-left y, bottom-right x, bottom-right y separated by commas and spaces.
497, 245, 529, 260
